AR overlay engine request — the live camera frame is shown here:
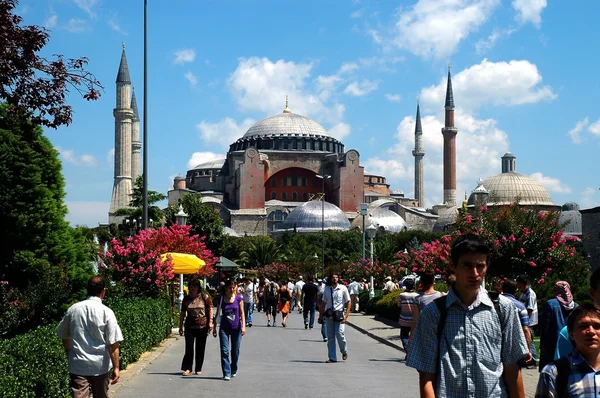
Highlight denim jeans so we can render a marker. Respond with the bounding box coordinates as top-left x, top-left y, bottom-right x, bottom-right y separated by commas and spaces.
325, 317, 347, 361
219, 327, 242, 377
244, 301, 253, 324
303, 302, 316, 328
529, 326, 537, 361
321, 318, 327, 339
399, 326, 410, 352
